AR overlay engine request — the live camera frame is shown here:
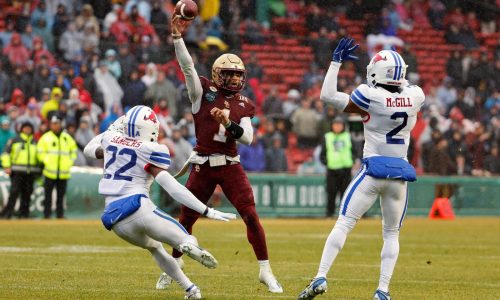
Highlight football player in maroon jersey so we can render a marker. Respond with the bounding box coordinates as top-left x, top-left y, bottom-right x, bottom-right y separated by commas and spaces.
155, 15, 283, 293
